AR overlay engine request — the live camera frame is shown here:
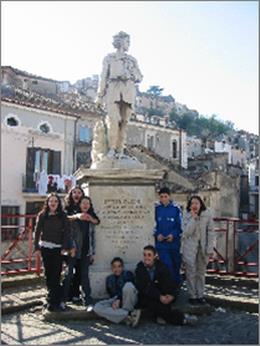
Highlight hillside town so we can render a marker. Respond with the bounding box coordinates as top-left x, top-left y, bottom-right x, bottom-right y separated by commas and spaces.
1, 65, 258, 221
